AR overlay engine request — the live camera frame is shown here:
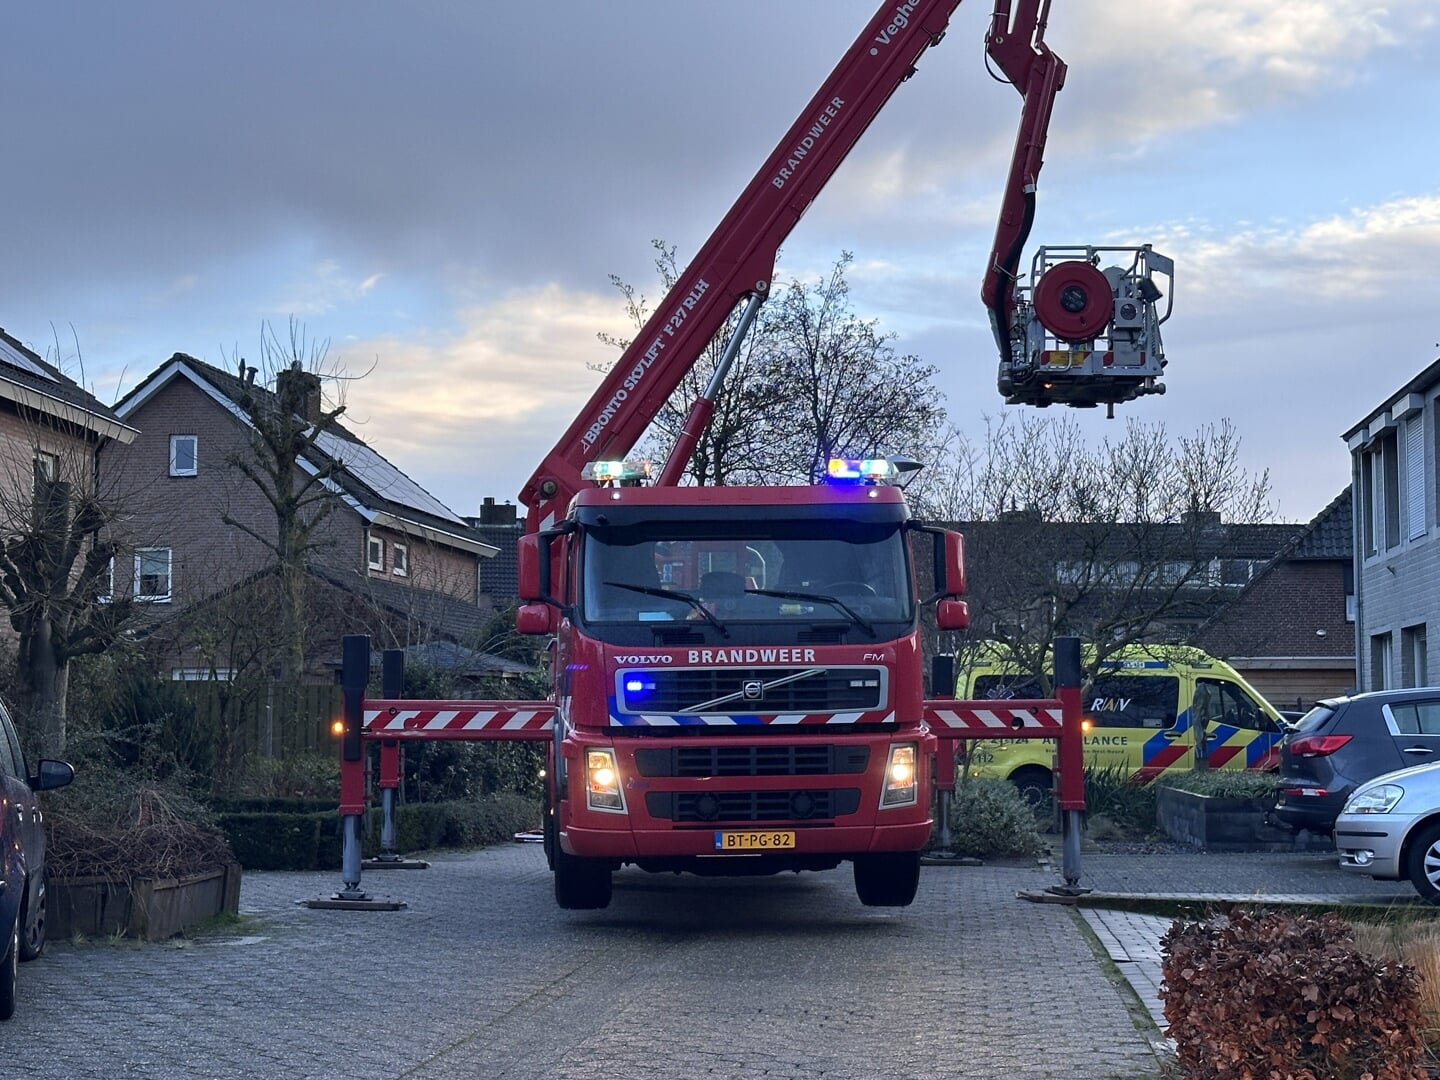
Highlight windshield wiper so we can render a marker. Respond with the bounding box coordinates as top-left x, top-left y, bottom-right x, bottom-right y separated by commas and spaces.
745, 587, 875, 637
604, 581, 729, 637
